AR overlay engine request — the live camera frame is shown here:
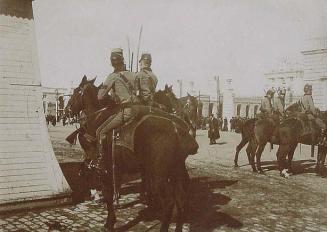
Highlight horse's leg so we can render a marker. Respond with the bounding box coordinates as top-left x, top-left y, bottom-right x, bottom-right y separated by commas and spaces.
174, 162, 190, 232
277, 145, 290, 178
316, 146, 322, 173
321, 148, 327, 174
247, 137, 257, 172
101, 174, 116, 231
234, 137, 249, 167
255, 142, 266, 174
286, 143, 297, 174
153, 177, 174, 232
